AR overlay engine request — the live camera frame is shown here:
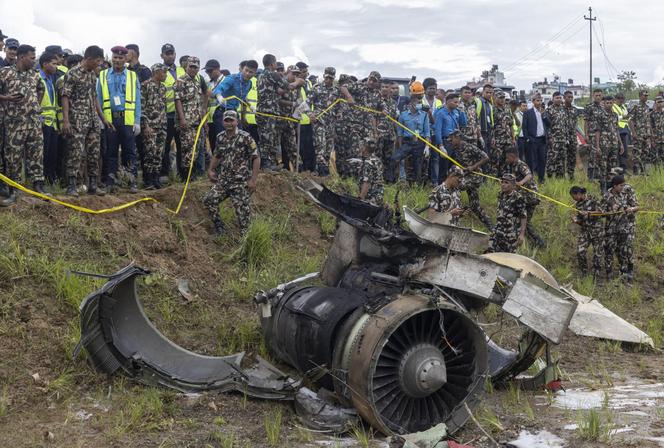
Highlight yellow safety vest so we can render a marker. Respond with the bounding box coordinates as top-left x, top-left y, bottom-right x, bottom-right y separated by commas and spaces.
57, 65, 68, 76
99, 68, 137, 126
163, 66, 185, 114
612, 103, 629, 129
299, 79, 313, 125
40, 78, 58, 130
422, 97, 443, 110
512, 110, 521, 136
237, 77, 257, 125
207, 75, 224, 123
475, 97, 494, 126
